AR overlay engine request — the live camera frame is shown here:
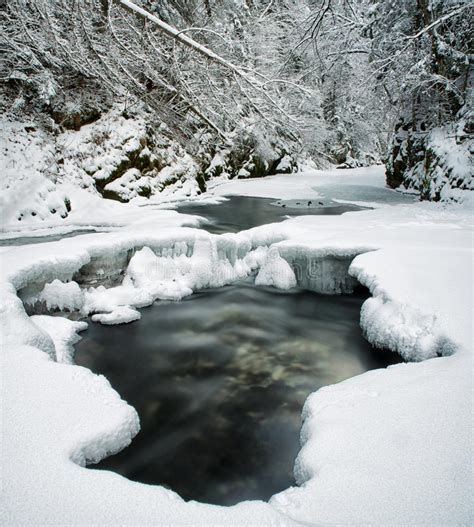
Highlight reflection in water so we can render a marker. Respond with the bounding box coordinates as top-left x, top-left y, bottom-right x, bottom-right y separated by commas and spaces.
75, 283, 399, 505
